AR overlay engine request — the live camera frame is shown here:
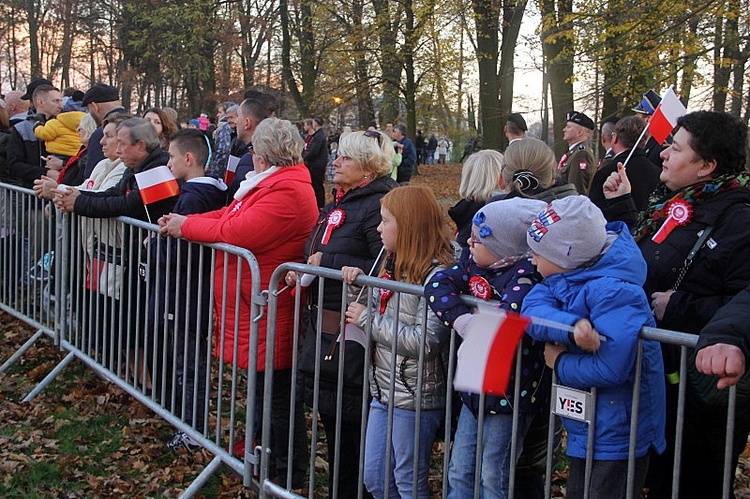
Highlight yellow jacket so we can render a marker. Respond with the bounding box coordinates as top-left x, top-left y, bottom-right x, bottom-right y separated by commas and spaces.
34, 111, 85, 157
